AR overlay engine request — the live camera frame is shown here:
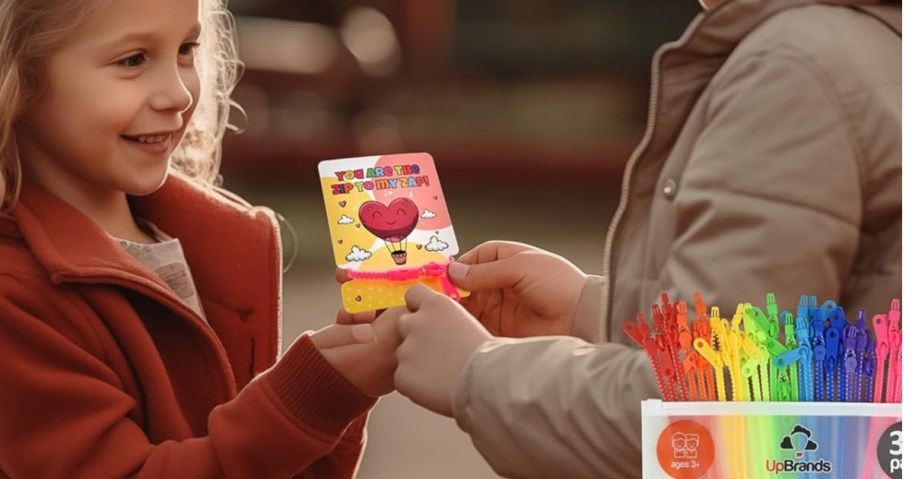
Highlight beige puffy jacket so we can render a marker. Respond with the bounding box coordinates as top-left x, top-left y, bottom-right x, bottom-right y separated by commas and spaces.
452, 1, 901, 477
